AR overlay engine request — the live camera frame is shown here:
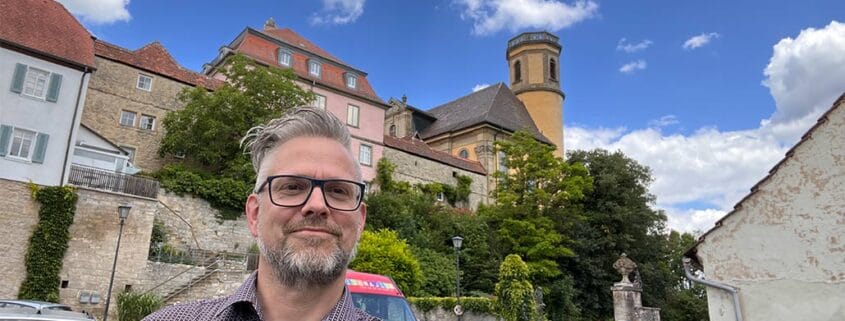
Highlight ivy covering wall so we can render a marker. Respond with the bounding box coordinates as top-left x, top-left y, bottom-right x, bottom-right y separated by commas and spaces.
17, 185, 78, 302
